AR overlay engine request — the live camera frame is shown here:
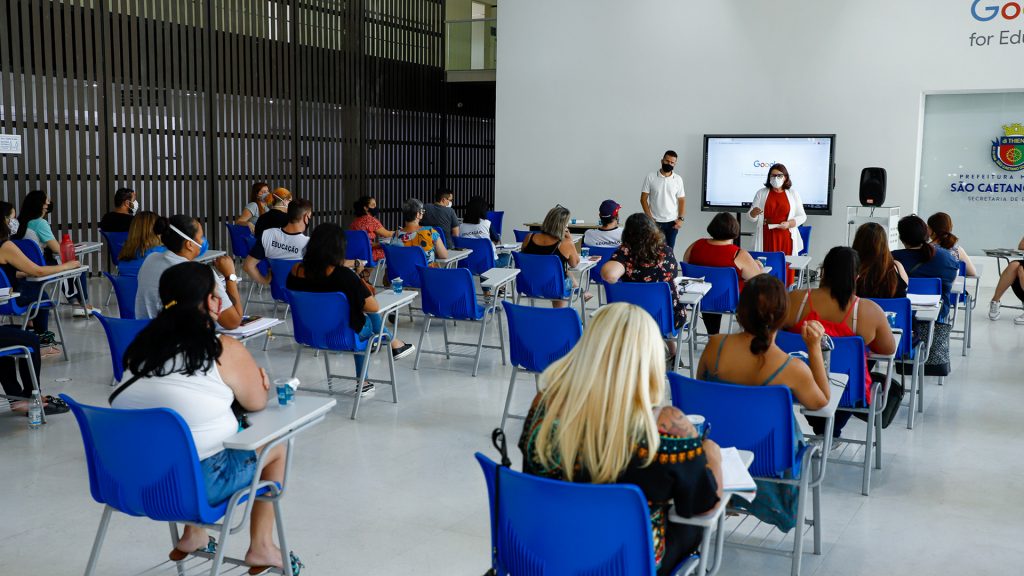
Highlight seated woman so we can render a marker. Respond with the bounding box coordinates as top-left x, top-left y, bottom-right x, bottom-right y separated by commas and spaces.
389, 198, 449, 265
989, 233, 1024, 323
287, 223, 415, 396
0, 210, 81, 350
14, 190, 93, 316
350, 195, 393, 263
683, 212, 763, 334
783, 247, 896, 438
236, 181, 270, 233
520, 303, 722, 576
928, 212, 977, 277
697, 274, 829, 532
892, 215, 959, 323
254, 188, 293, 240
602, 213, 686, 358
111, 262, 301, 574
521, 205, 581, 308
115, 211, 165, 277
852, 222, 908, 299
460, 196, 510, 267
0, 325, 68, 414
